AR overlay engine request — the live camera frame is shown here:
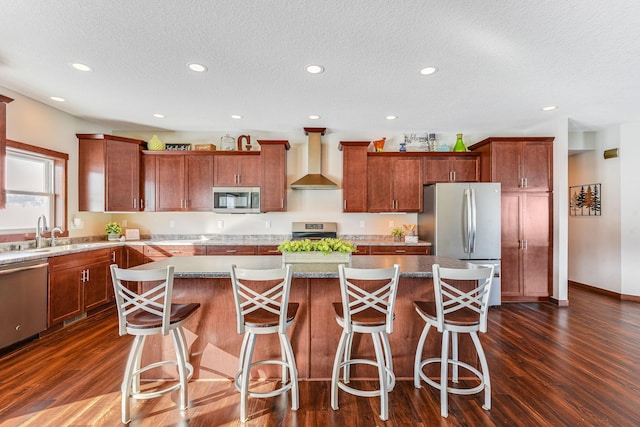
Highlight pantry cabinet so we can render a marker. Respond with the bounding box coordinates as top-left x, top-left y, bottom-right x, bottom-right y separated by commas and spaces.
214, 152, 261, 186
77, 134, 145, 212
470, 137, 553, 191
367, 155, 422, 212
